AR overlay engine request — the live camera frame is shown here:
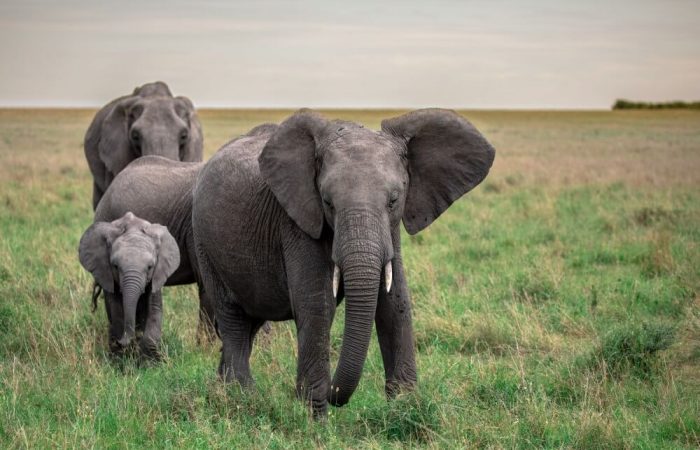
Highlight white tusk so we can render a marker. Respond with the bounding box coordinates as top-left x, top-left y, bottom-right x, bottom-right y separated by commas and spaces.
385, 261, 393, 293
332, 265, 340, 298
